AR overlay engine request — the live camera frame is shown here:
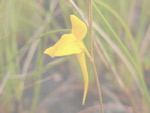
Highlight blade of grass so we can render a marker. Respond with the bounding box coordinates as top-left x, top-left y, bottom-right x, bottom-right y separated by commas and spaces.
88, 0, 104, 113
94, 35, 140, 113
92, 2, 140, 91
30, 42, 43, 113
93, 1, 150, 107
0, 29, 70, 95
